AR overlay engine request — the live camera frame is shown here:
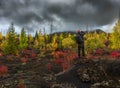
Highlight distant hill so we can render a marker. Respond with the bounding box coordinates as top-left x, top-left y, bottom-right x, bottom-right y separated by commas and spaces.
90, 29, 106, 34
52, 29, 106, 35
